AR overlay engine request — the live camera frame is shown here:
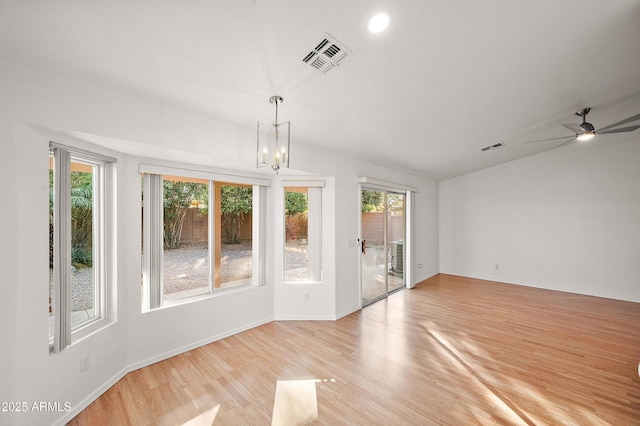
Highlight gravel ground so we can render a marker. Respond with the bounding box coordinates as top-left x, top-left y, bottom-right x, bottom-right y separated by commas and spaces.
163, 242, 251, 294
57, 241, 309, 310
164, 241, 309, 294
49, 267, 96, 312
